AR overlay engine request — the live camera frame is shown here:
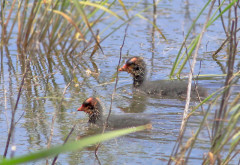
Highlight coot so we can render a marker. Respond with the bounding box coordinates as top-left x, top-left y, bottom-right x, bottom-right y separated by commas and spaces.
119, 56, 207, 99
78, 97, 151, 129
